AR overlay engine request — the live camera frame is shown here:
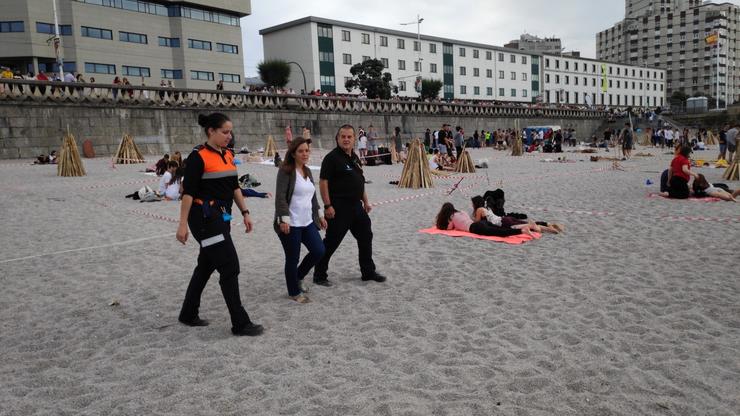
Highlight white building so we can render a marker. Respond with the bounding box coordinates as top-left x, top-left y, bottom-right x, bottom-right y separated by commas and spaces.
260, 16, 539, 103
542, 53, 666, 107
260, 16, 665, 108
